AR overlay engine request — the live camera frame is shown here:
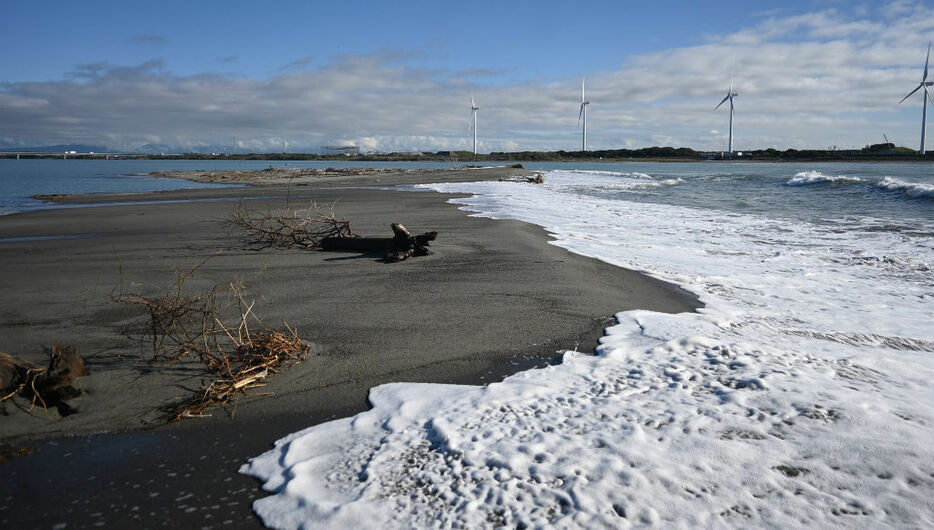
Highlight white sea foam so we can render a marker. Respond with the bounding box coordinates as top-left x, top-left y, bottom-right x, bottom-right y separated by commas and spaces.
785, 170, 862, 186
569, 170, 656, 179
242, 171, 934, 528
651, 177, 683, 187
548, 170, 681, 194
876, 176, 934, 199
